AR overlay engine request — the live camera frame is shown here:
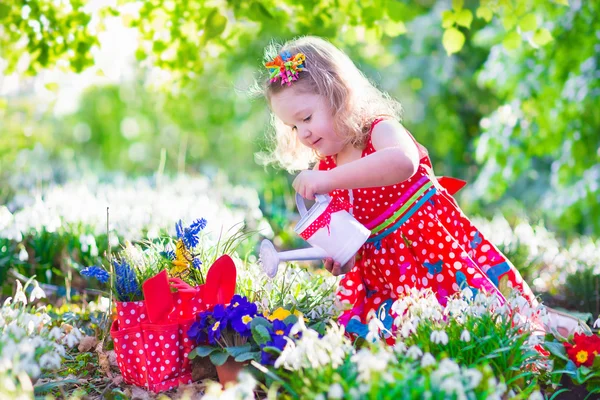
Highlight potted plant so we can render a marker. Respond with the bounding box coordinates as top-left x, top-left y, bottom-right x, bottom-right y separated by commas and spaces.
543, 331, 600, 398
186, 294, 298, 385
